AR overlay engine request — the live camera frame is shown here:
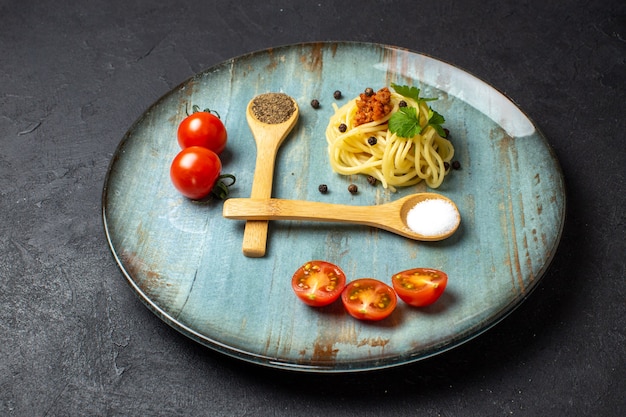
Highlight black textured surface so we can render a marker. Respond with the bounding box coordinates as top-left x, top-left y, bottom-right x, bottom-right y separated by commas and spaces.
1, 0, 624, 415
